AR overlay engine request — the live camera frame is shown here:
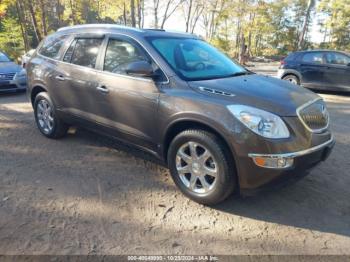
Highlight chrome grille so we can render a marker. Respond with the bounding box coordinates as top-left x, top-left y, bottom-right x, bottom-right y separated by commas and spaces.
0, 72, 16, 81
298, 99, 329, 132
